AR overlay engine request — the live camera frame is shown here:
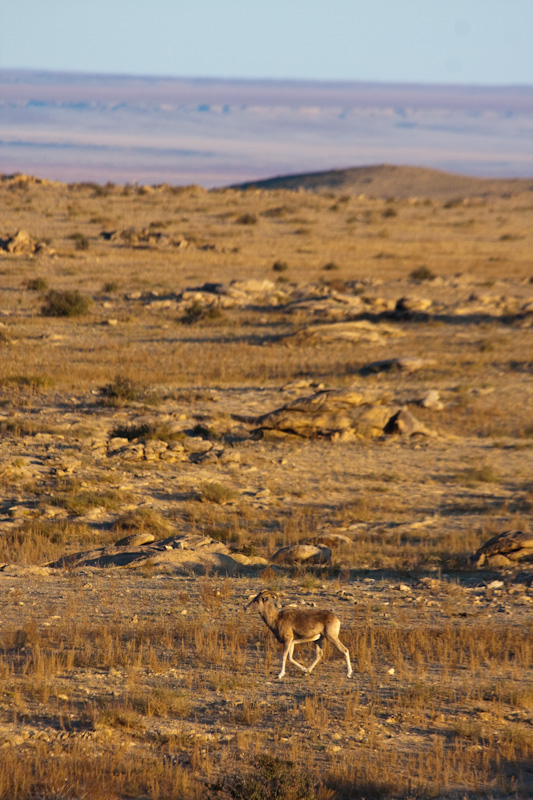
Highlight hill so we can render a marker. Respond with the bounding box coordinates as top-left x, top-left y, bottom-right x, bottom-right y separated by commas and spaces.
234, 164, 533, 199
